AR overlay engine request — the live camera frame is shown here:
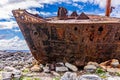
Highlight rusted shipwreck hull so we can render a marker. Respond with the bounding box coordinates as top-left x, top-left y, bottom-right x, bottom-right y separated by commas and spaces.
12, 7, 120, 66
